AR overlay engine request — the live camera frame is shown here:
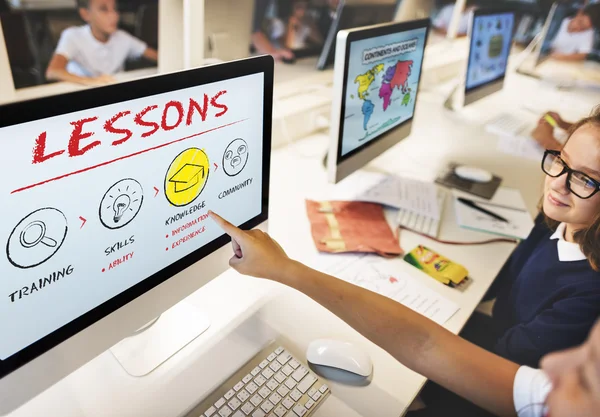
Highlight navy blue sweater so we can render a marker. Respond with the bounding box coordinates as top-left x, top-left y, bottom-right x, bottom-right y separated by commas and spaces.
489, 216, 600, 368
